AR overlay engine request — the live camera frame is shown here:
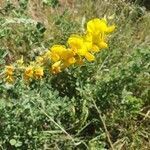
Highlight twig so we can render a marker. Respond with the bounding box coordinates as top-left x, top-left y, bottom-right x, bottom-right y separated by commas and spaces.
92, 99, 114, 150
39, 107, 90, 149
39, 107, 75, 142
30, 100, 75, 143
139, 111, 150, 120
99, 54, 110, 71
